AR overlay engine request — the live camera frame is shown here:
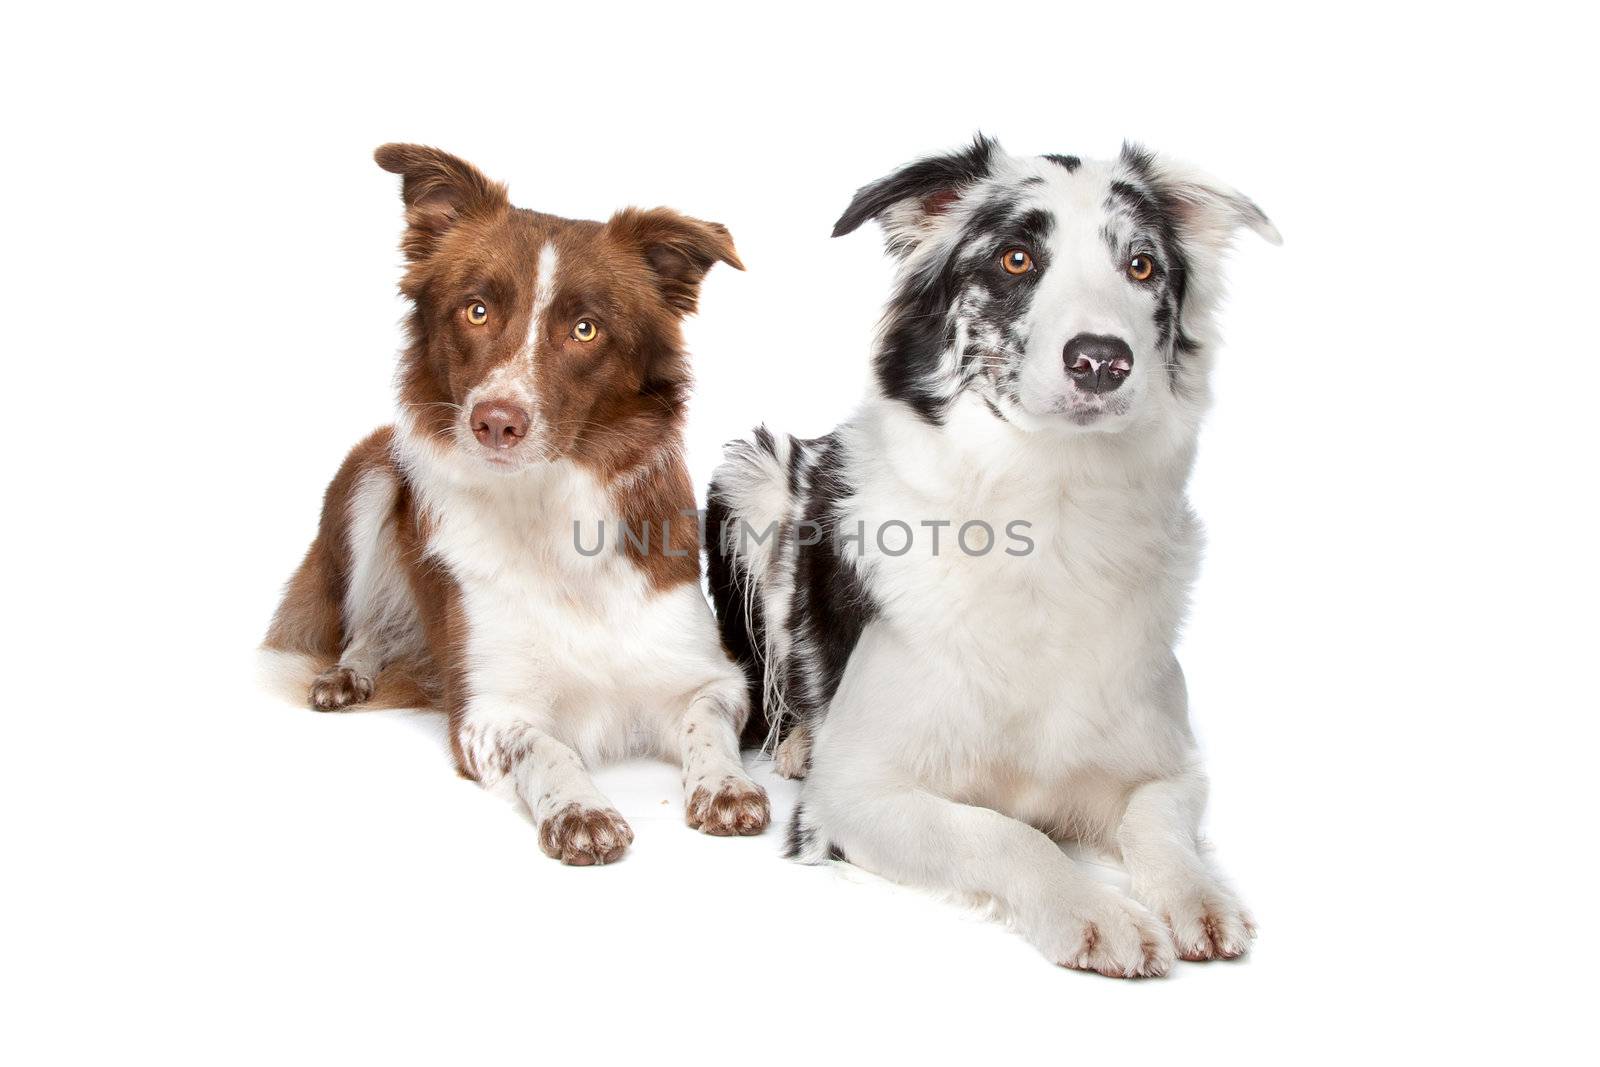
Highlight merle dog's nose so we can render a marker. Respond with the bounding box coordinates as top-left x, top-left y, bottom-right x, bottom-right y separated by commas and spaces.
1063, 334, 1134, 394
471, 400, 530, 448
